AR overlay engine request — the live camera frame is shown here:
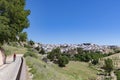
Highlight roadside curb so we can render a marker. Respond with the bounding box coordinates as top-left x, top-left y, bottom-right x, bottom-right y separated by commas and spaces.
16, 57, 23, 80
